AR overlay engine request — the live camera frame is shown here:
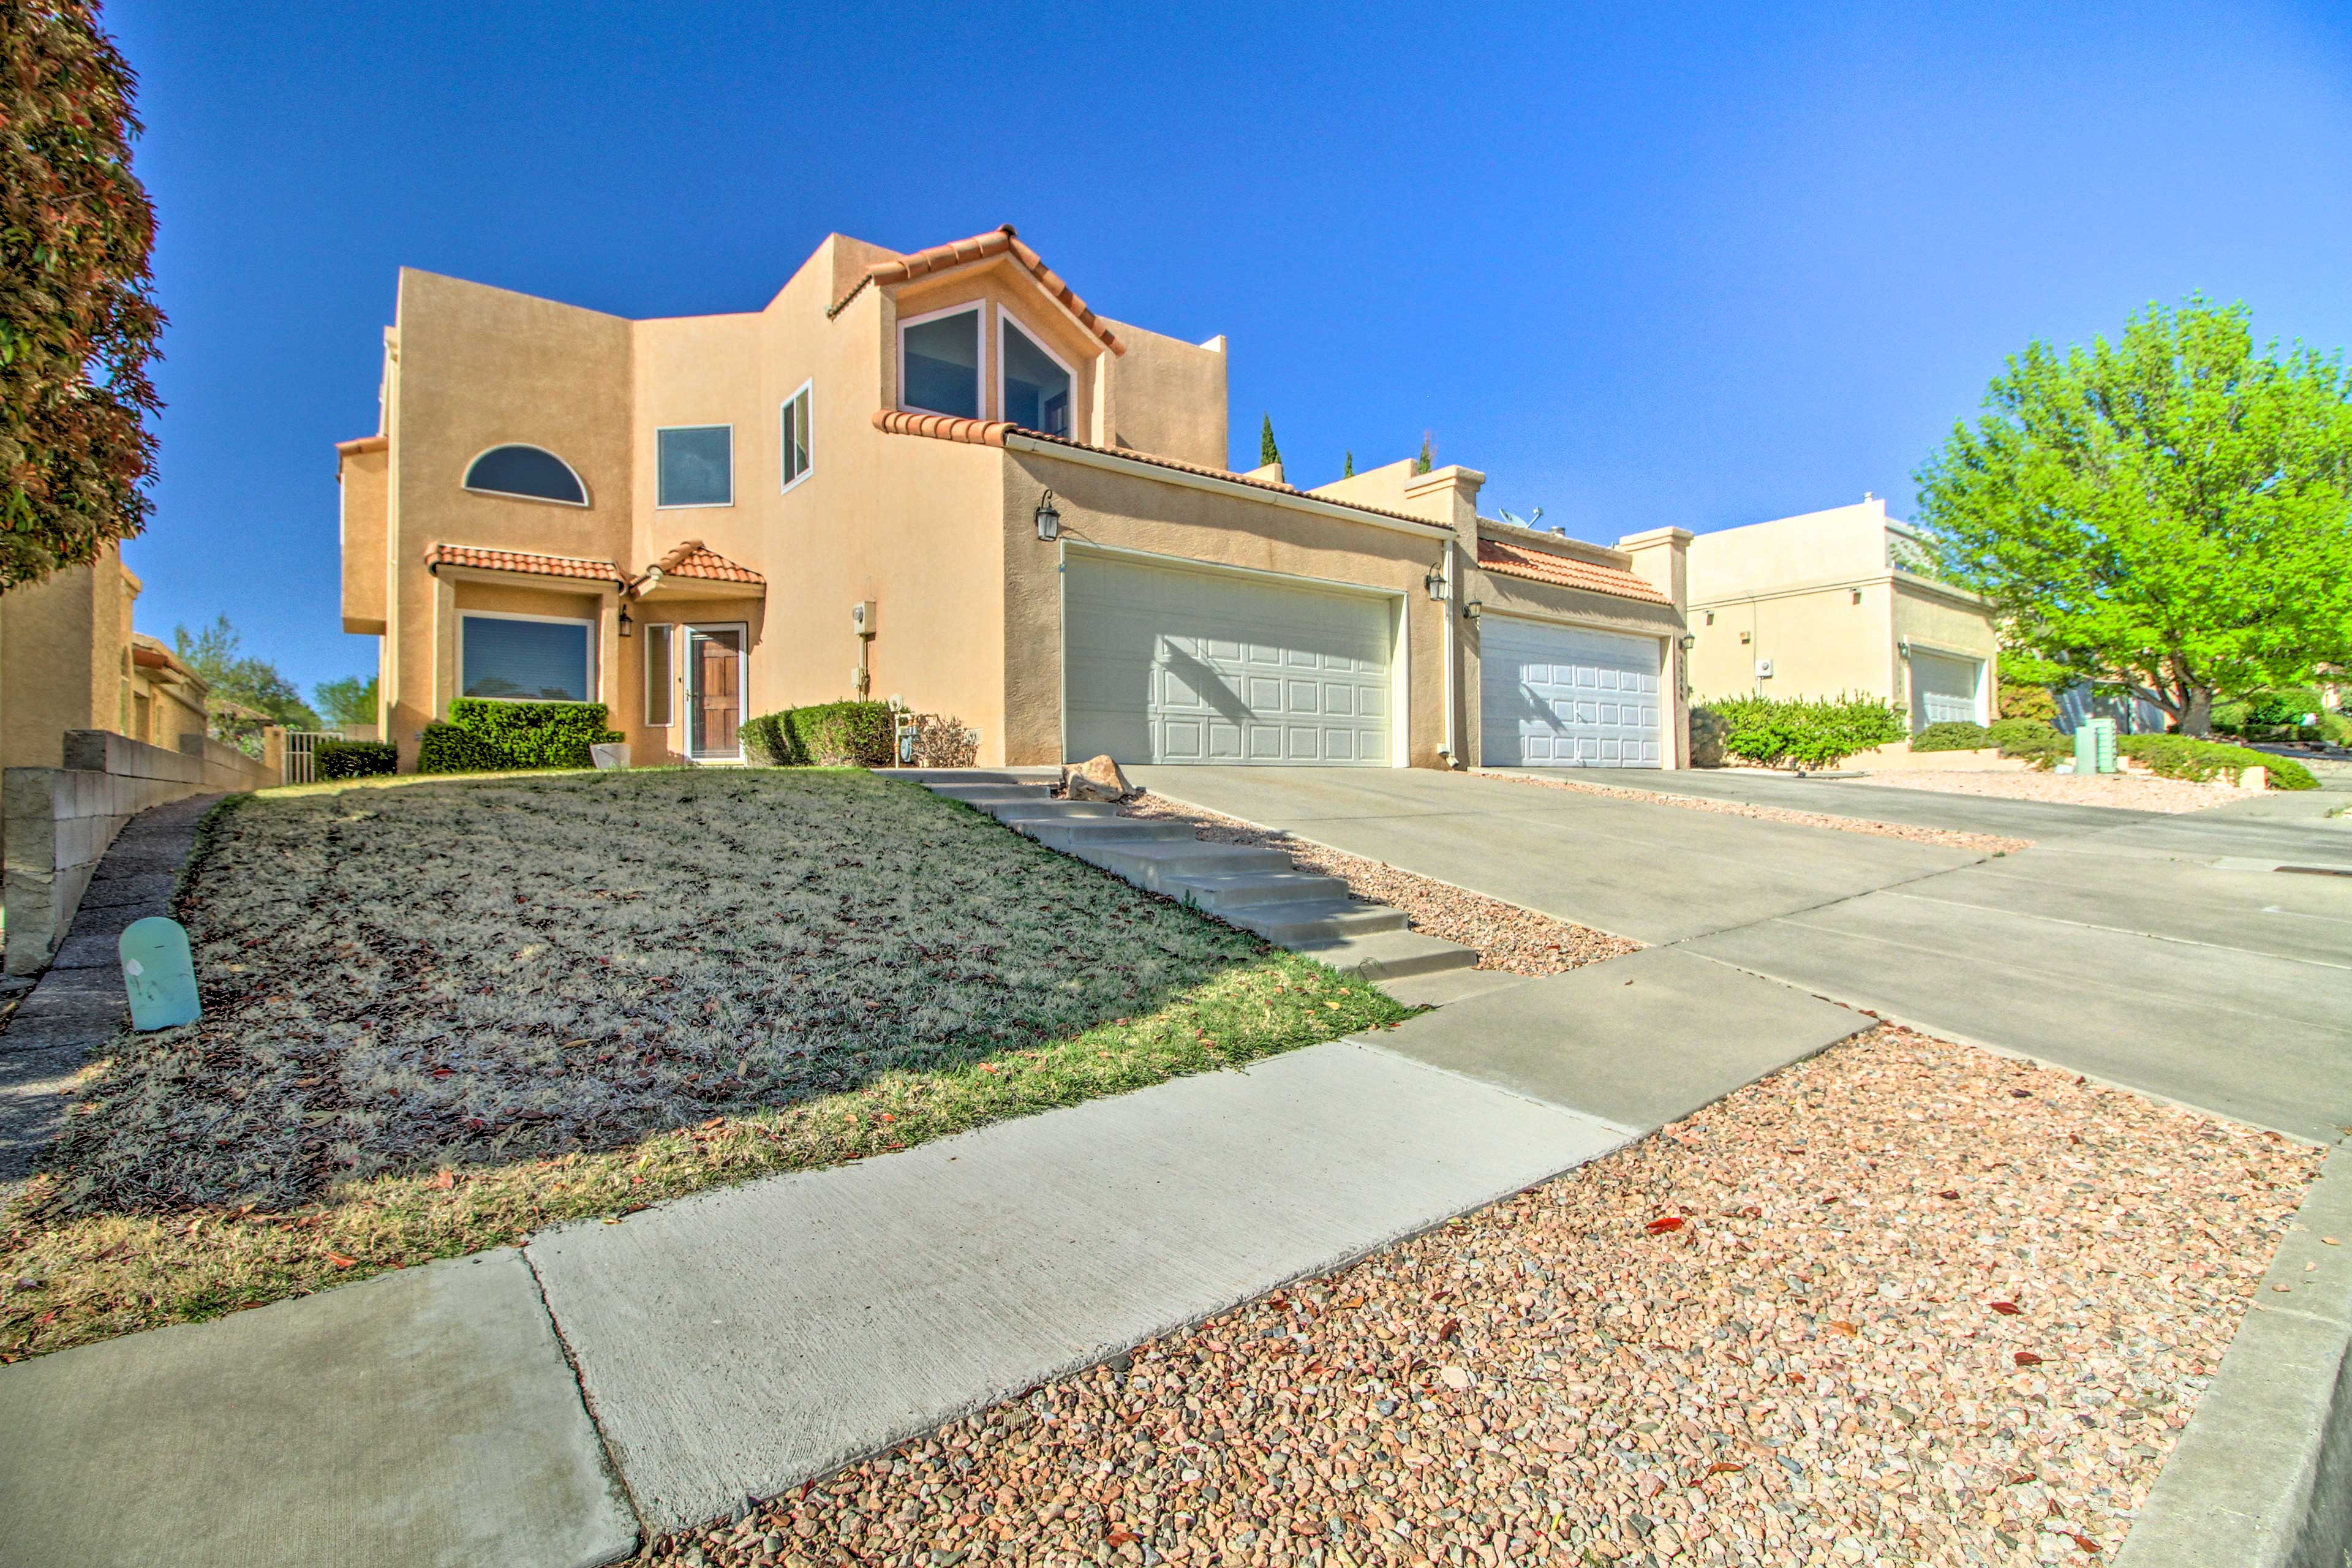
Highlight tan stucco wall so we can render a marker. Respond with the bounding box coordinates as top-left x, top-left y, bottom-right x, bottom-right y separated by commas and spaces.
1688, 581, 1899, 706
339, 443, 389, 635
1686, 500, 1895, 597
1891, 577, 1999, 721
999, 446, 1455, 769
1, 547, 137, 772
1096, 320, 1227, 469
383, 268, 635, 762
